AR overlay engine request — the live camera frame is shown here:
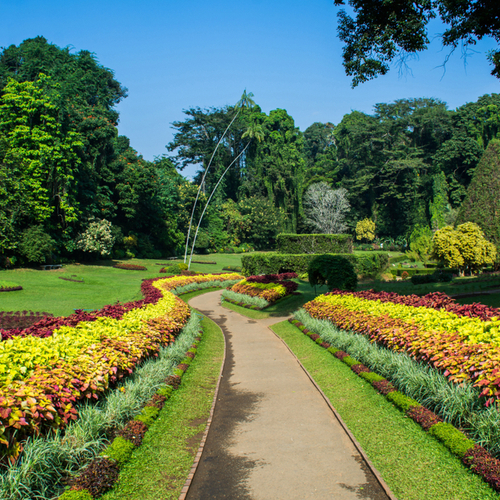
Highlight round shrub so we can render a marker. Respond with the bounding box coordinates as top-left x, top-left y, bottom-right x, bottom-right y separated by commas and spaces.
307, 255, 357, 291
